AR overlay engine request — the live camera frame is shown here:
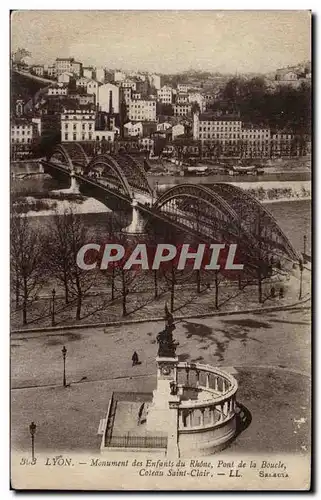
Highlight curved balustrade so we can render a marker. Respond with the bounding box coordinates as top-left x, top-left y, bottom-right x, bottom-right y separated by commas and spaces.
173, 362, 238, 455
